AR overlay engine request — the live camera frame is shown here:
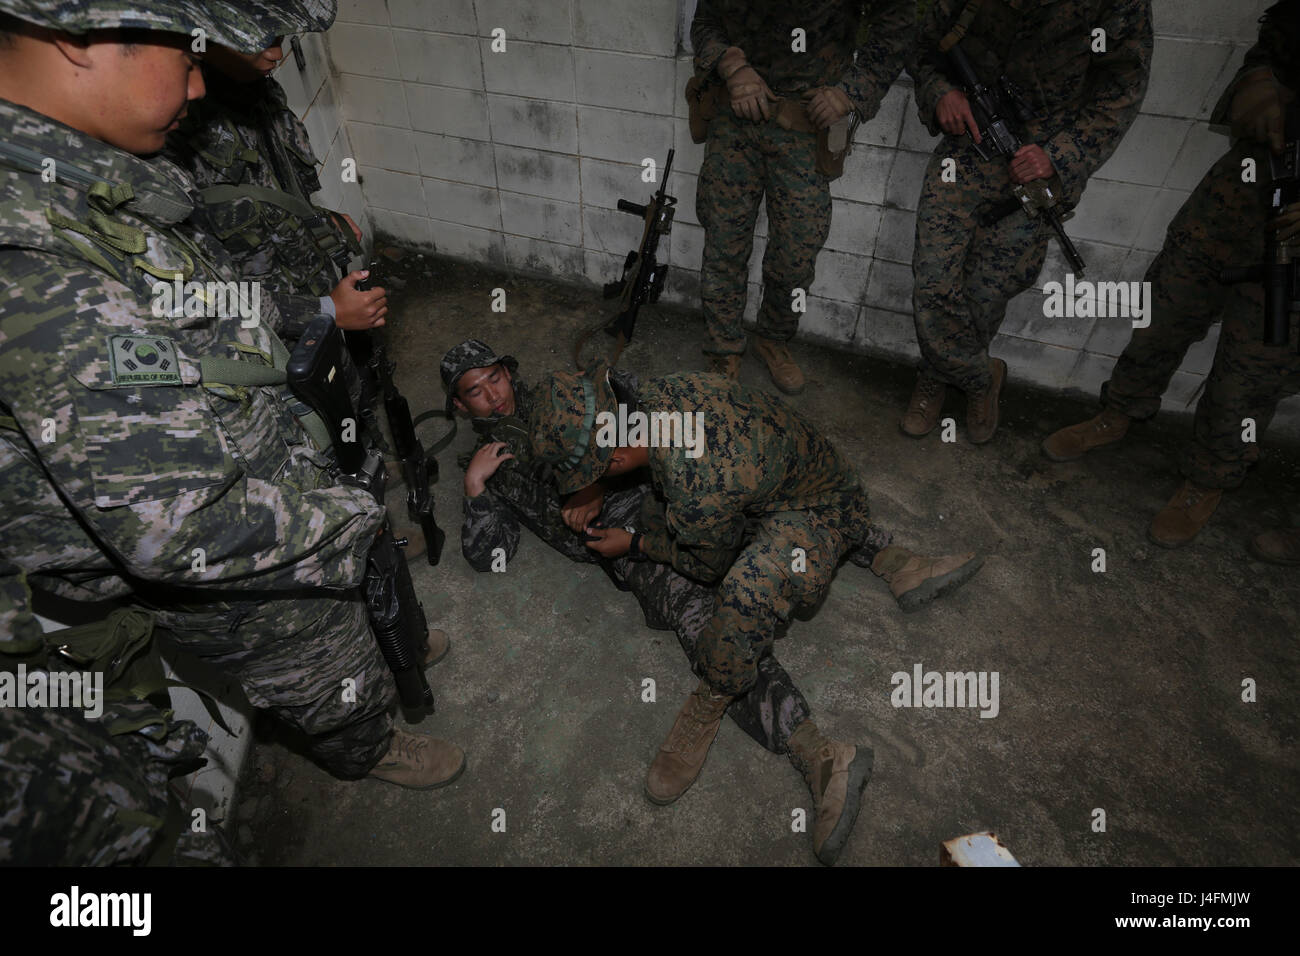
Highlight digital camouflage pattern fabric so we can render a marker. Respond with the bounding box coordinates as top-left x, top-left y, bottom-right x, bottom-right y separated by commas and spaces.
1099, 4, 1300, 489
691, 0, 914, 354
631, 373, 887, 696
911, 0, 1152, 392
0, 98, 396, 778
462, 368, 813, 753
167, 72, 351, 340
